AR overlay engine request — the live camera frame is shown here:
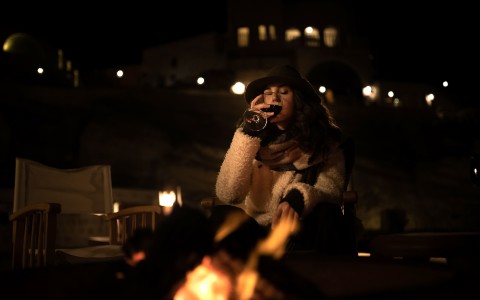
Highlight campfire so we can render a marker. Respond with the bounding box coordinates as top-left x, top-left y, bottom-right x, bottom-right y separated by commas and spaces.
117, 205, 322, 300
